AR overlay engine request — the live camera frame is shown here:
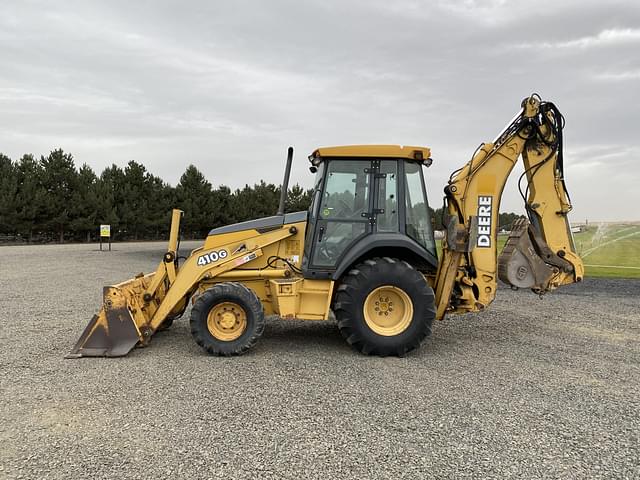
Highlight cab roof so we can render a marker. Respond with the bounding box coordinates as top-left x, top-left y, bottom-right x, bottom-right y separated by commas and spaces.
311, 145, 431, 161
